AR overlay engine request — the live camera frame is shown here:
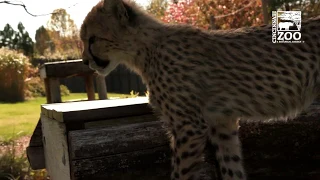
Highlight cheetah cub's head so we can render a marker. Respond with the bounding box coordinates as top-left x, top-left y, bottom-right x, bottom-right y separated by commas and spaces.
80, 0, 139, 76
